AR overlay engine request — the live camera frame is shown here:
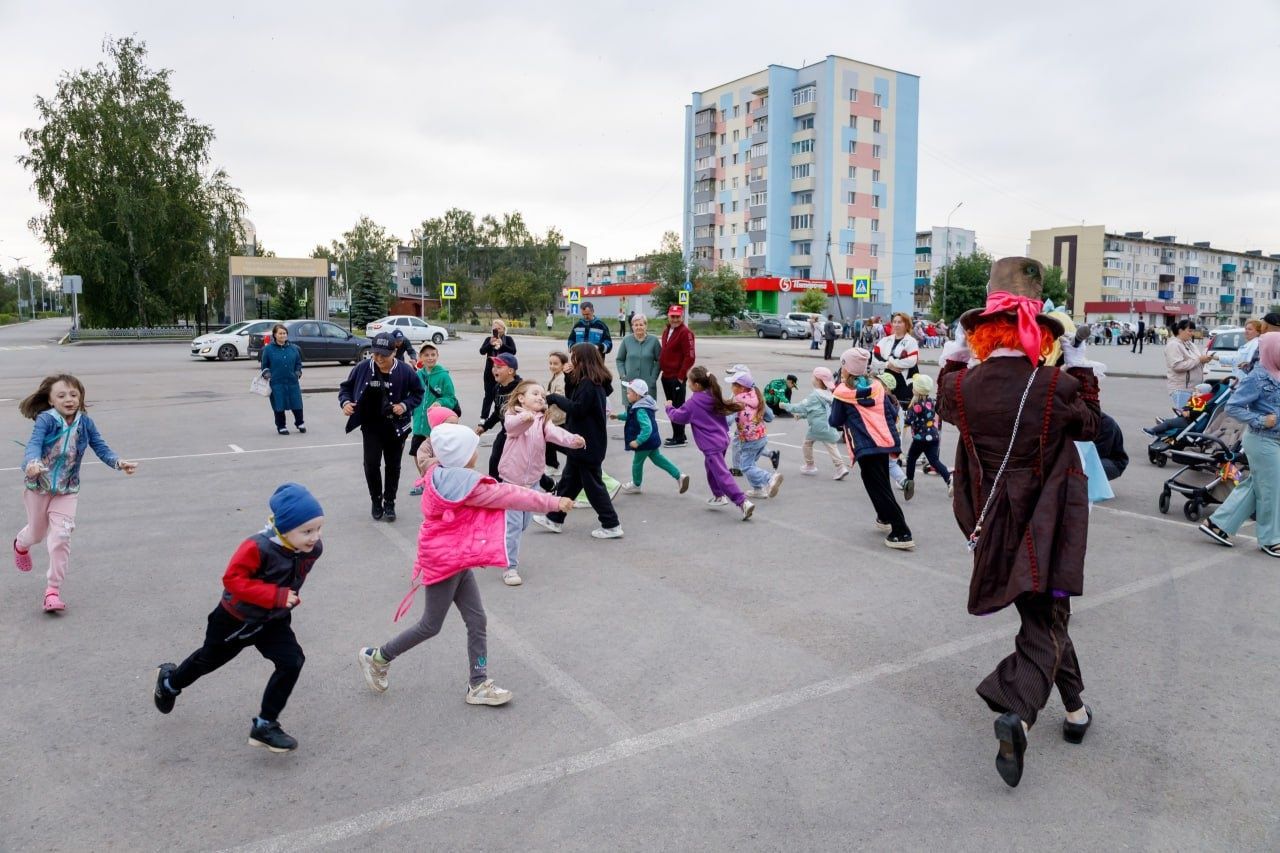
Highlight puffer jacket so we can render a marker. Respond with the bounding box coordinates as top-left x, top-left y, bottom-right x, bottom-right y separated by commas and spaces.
781, 391, 840, 443
498, 411, 581, 486
220, 531, 323, 624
